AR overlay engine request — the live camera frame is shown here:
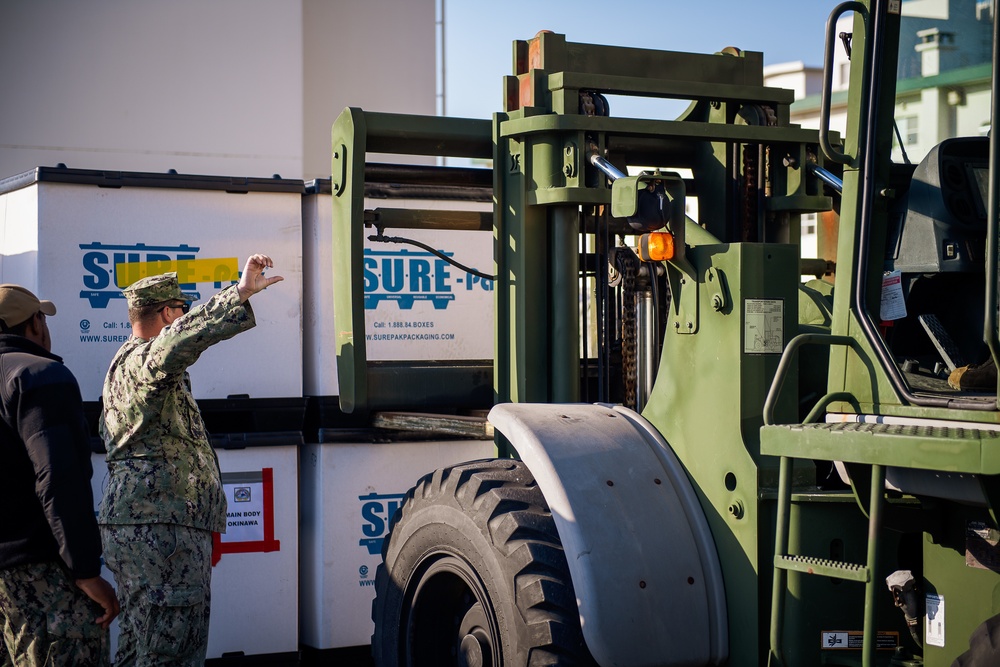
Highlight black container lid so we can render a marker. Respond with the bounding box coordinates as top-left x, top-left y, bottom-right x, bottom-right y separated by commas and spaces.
1, 165, 304, 196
